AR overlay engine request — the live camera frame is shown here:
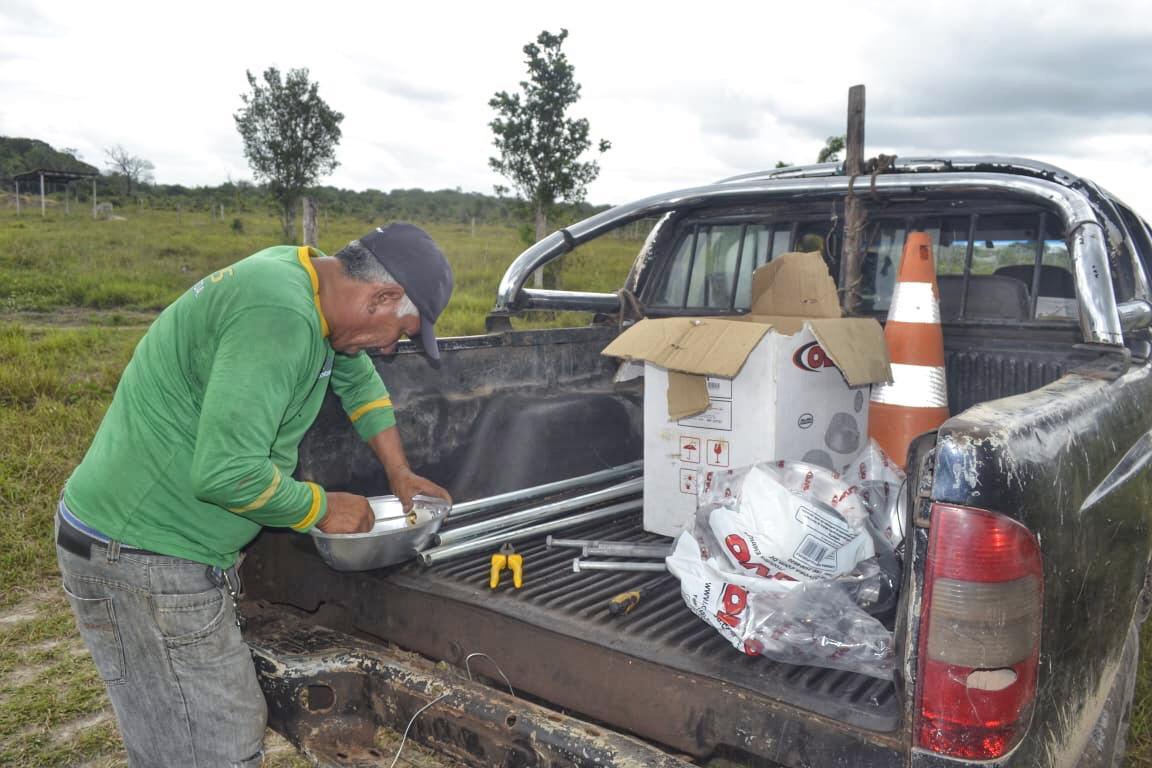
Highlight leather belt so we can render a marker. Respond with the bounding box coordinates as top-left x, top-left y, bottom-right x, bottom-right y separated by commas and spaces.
56, 511, 166, 560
